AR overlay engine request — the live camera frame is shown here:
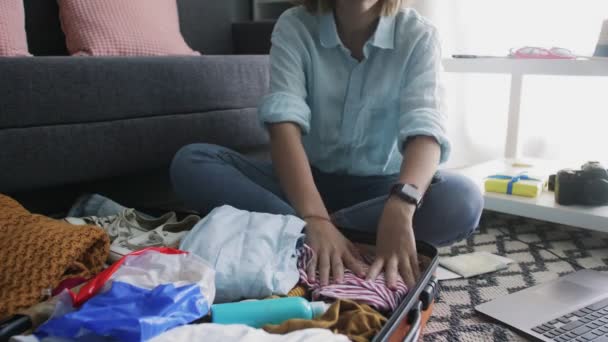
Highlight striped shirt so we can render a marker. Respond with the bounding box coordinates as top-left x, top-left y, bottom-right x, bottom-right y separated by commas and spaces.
297, 245, 408, 313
